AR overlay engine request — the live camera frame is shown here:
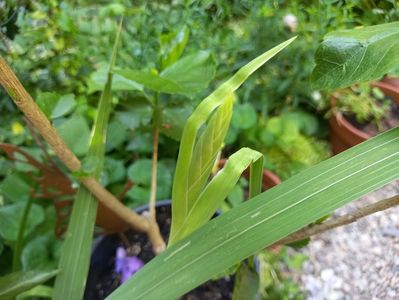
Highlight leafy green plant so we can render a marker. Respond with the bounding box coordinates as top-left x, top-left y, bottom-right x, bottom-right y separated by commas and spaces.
1, 11, 399, 300
107, 22, 399, 300
332, 83, 390, 129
